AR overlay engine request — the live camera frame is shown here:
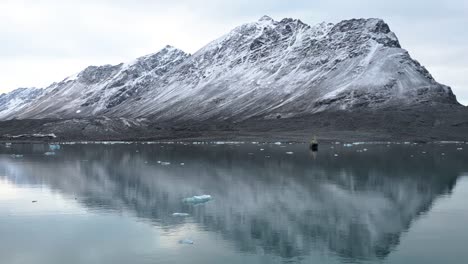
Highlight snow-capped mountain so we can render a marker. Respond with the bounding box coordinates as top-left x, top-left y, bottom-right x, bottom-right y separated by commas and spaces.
0, 16, 459, 121
0, 87, 44, 118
